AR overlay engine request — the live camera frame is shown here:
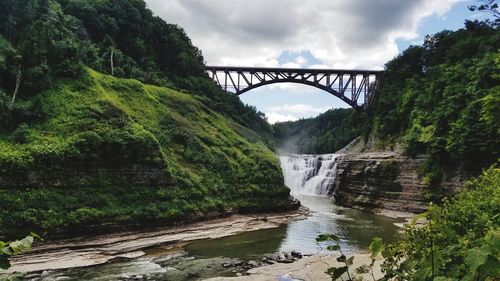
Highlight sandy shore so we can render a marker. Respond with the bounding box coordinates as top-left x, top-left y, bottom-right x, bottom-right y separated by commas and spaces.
3, 208, 308, 274
205, 253, 384, 281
